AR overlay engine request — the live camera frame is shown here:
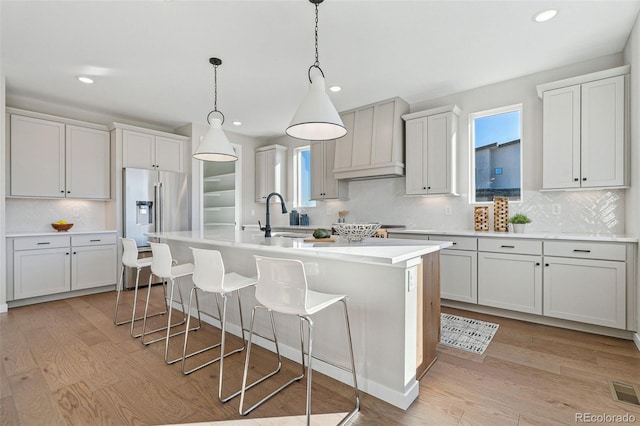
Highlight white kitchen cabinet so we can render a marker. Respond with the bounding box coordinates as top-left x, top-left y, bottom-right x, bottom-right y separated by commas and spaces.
71, 234, 118, 291
9, 114, 110, 199
333, 97, 409, 180
432, 235, 477, 303
255, 144, 287, 203
478, 238, 543, 315
540, 69, 628, 190
543, 240, 626, 329
310, 140, 348, 200
403, 105, 459, 195
122, 129, 185, 173
9, 233, 117, 301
